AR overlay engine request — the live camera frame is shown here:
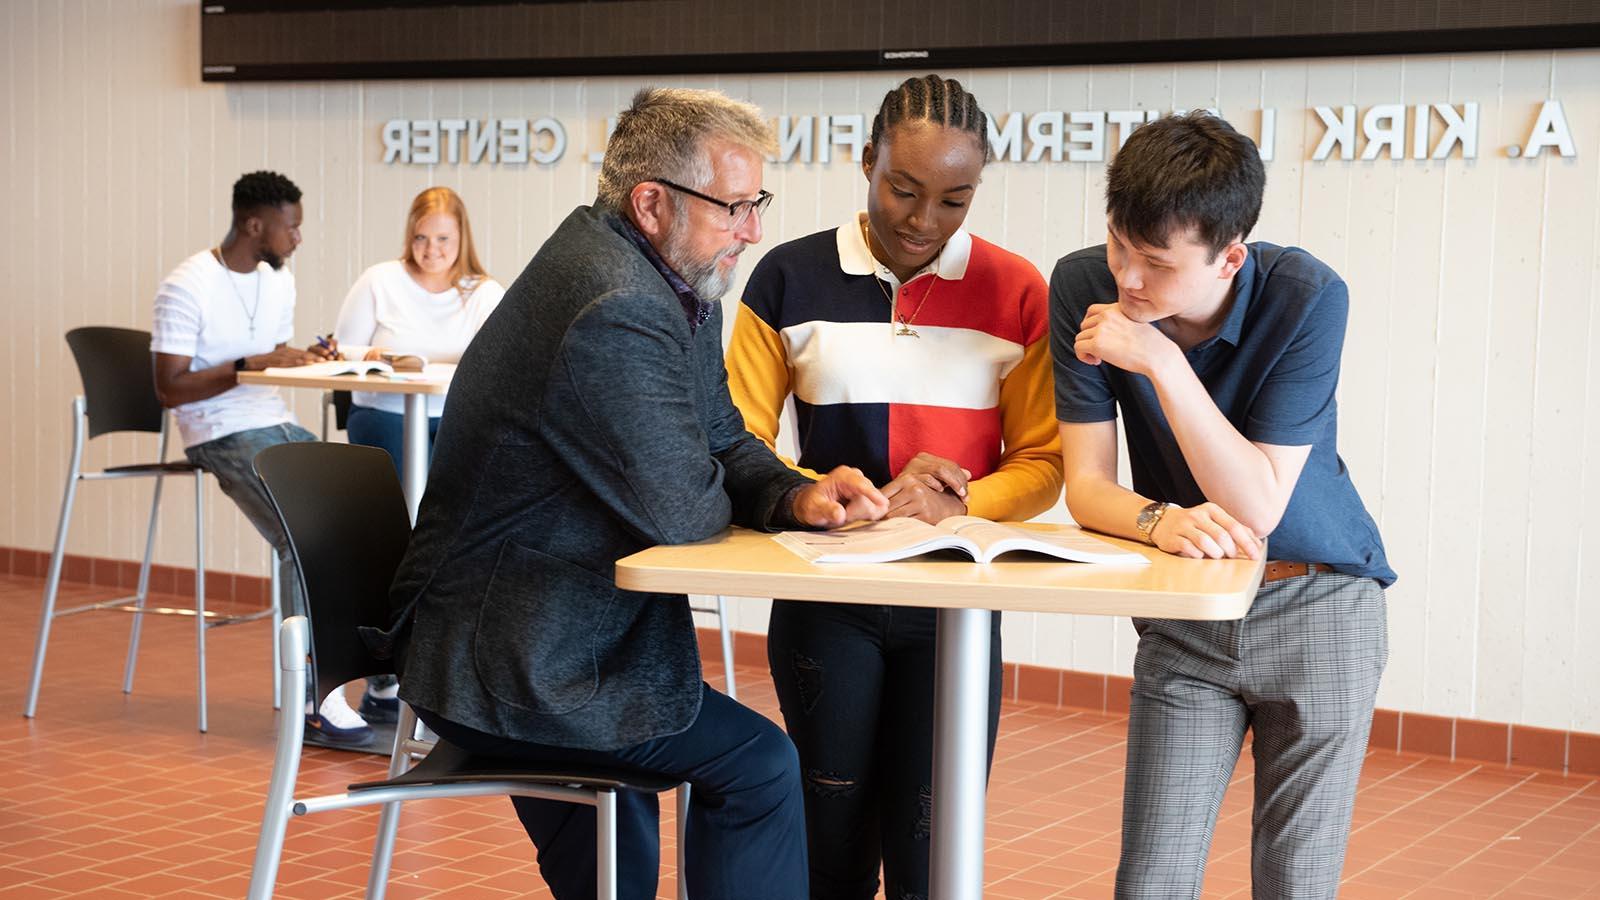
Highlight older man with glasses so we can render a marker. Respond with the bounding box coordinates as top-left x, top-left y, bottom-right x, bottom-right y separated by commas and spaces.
370, 87, 888, 900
